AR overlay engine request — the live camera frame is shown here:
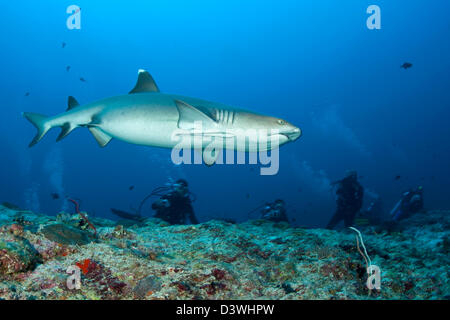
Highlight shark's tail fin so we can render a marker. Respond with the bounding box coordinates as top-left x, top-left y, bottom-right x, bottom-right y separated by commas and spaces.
22, 112, 50, 147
